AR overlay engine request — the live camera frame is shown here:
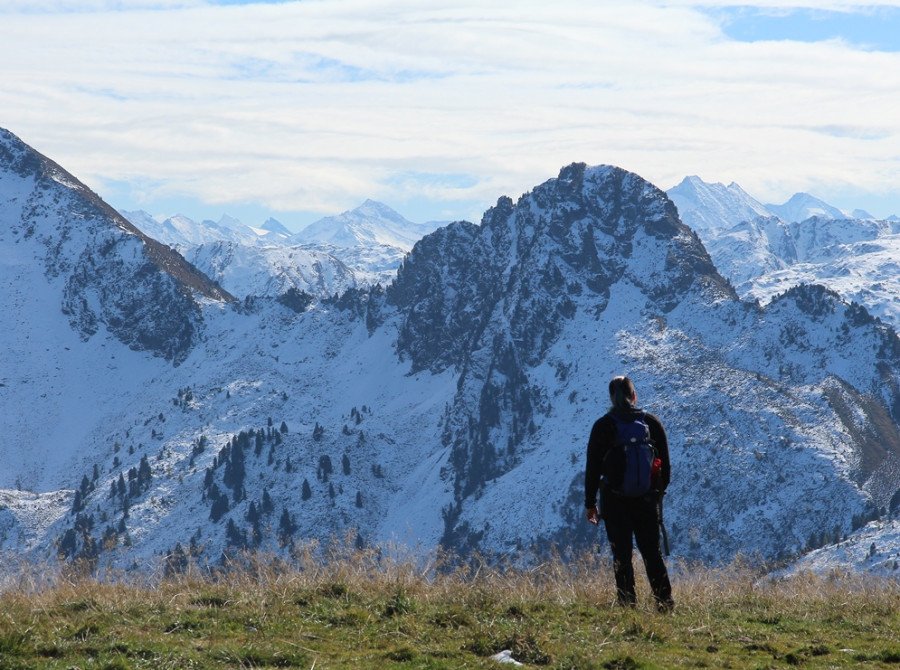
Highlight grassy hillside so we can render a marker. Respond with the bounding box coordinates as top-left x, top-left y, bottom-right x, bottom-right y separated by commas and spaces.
1, 544, 899, 669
